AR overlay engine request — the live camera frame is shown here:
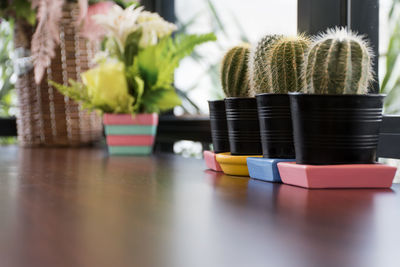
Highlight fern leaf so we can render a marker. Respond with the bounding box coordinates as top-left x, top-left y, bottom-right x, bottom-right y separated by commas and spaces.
49, 79, 90, 103
140, 86, 181, 113
155, 33, 216, 89
50, 79, 118, 113
135, 43, 161, 88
